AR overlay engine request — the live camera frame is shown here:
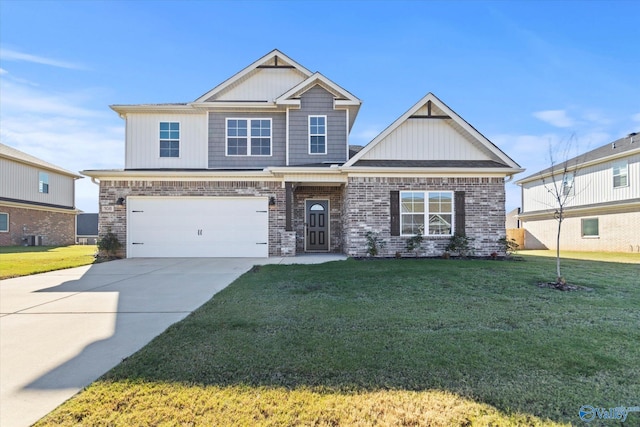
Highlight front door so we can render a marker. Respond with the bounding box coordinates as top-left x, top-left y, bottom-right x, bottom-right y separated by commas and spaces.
306, 200, 329, 251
